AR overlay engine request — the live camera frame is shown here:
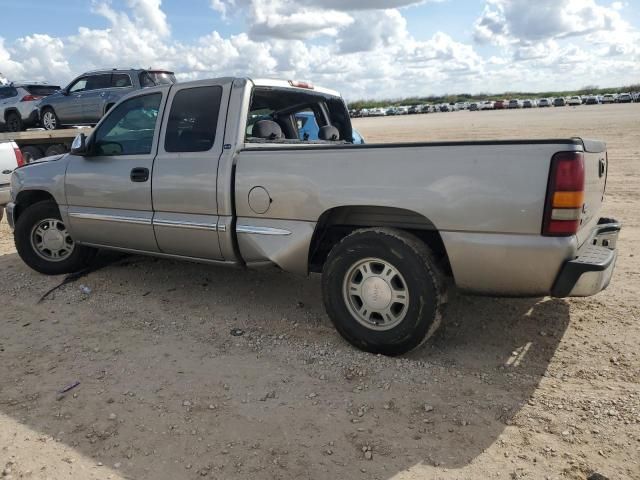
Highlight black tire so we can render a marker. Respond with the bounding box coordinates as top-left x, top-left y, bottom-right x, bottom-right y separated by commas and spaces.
44, 144, 67, 157
322, 228, 445, 356
6, 111, 23, 132
21, 146, 44, 163
15, 201, 97, 275
41, 107, 59, 130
